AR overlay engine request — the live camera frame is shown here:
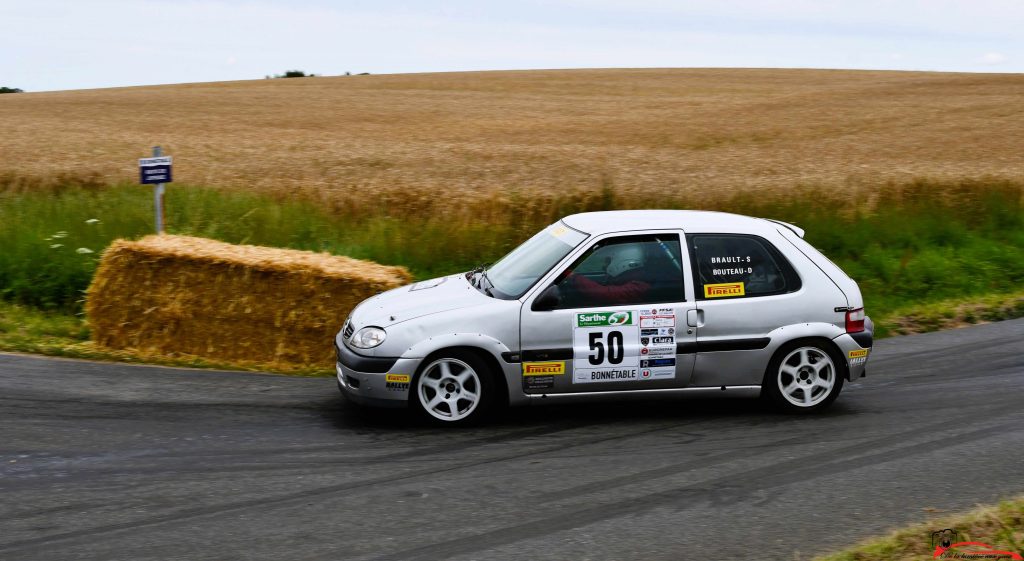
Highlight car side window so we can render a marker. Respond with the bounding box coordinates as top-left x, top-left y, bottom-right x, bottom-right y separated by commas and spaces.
689, 234, 801, 299
549, 234, 685, 309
